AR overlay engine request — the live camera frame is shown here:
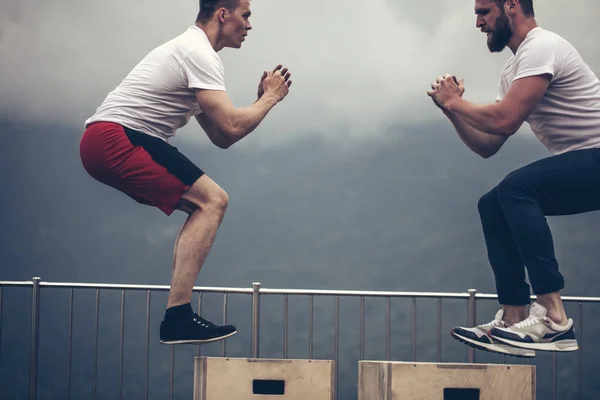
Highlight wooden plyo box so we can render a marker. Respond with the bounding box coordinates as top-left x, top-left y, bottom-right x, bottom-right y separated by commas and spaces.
358, 361, 536, 400
194, 357, 335, 400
